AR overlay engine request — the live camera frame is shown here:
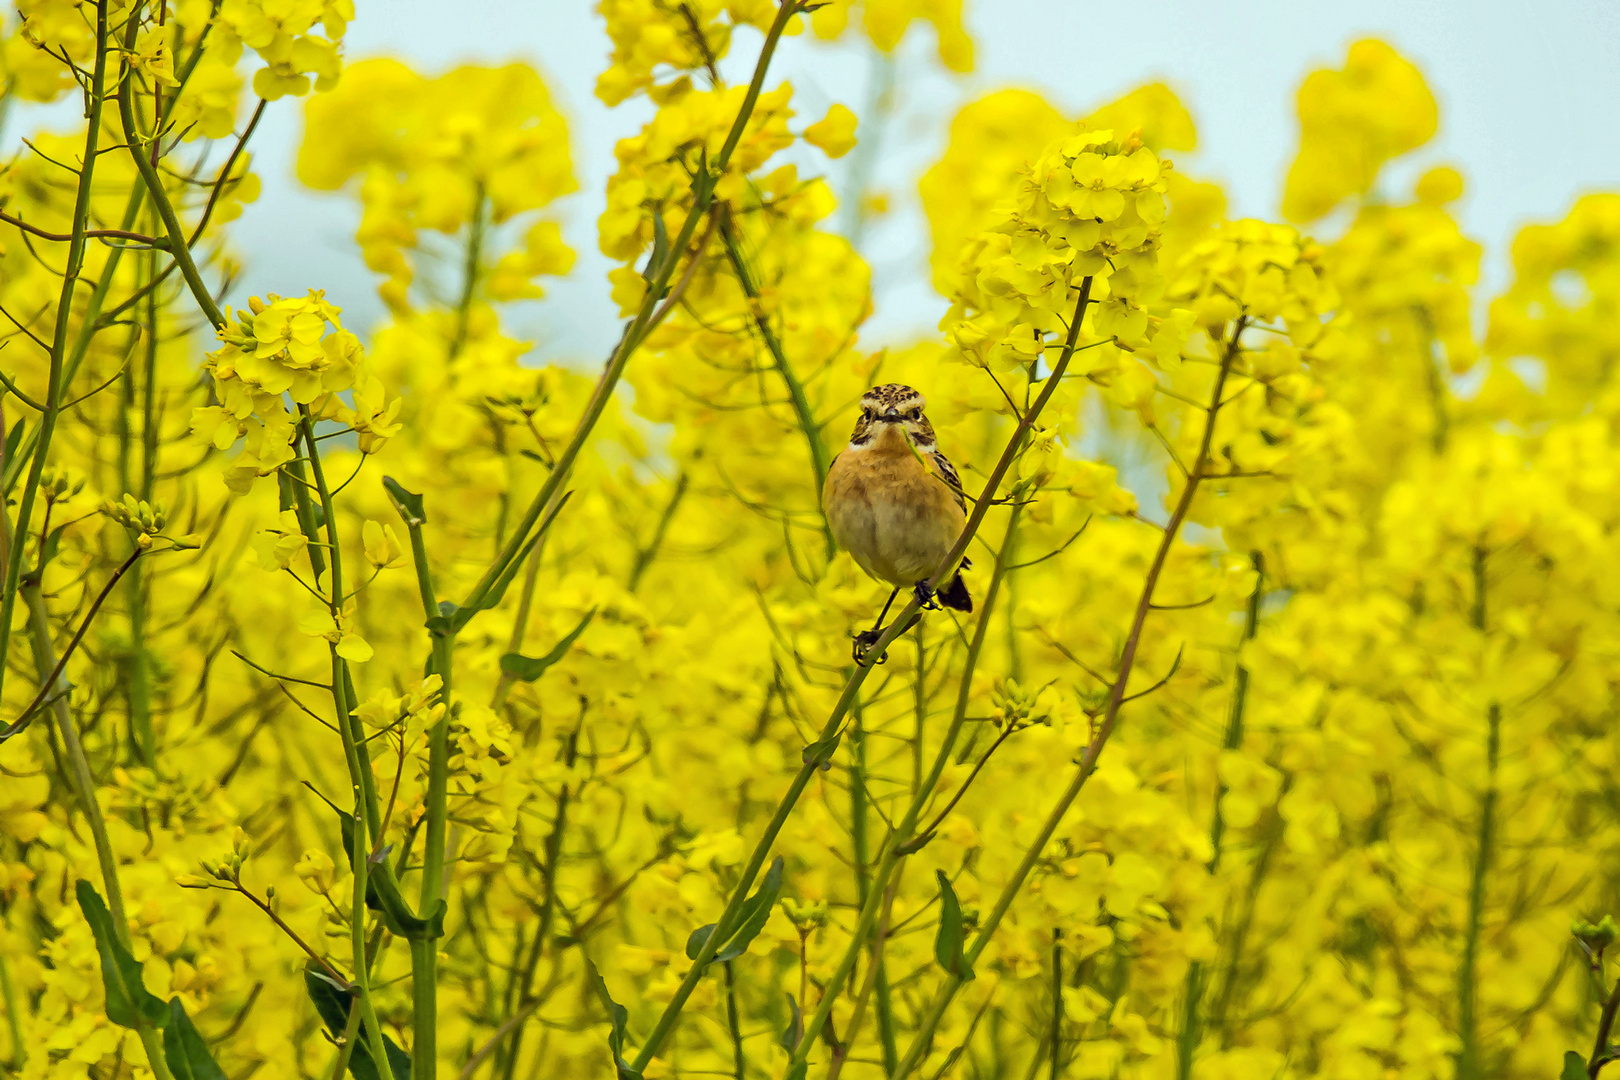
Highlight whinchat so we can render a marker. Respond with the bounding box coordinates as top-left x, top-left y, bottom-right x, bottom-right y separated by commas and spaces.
824, 383, 972, 661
